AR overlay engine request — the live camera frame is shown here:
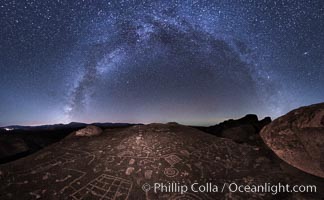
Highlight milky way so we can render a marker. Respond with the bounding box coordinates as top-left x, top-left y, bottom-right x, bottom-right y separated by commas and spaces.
0, 1, 323, 126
